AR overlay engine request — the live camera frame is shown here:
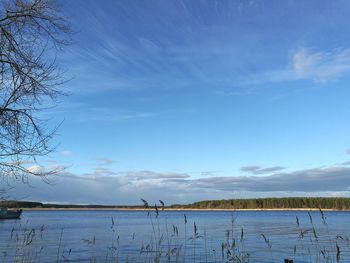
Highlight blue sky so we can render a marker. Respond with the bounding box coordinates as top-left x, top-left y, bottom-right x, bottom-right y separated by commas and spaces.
8, 0, 350, 204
